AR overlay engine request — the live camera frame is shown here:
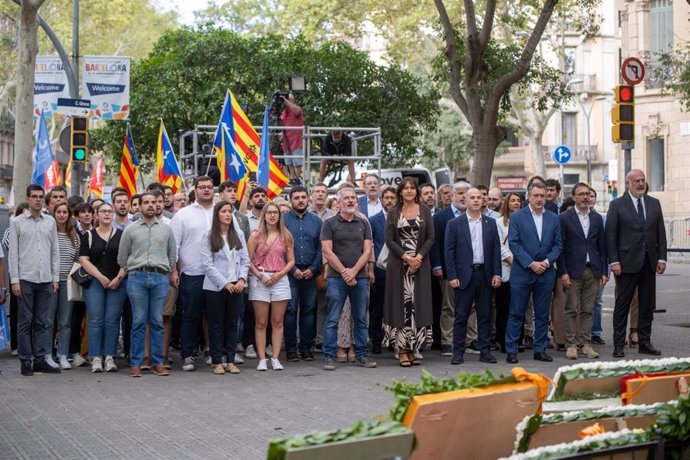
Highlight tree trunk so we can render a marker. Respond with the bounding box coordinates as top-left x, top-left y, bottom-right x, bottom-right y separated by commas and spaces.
469, 127, 499, 186
12, 0, 45, 200
529, 135, 546, 178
